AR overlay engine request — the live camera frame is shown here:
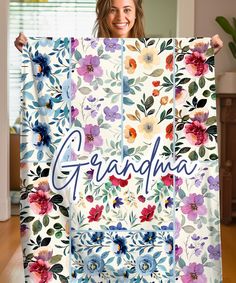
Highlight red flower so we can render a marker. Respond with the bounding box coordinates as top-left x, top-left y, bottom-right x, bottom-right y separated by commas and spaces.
161, 174, 174, 186
166, 54, 173, 71
29, 259, 52, 283
152, 80, 160, 87
88, 205, 104, 222
185, 51, 209, 76
138, 195, 146, 203
152, 89, 160, 97
166, 123, 173, 140
29, 190, 53, 215
139, 205, 156, 222
185, 121, 208, 146
86, 195, 94, 203
109, 174, 131, 187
